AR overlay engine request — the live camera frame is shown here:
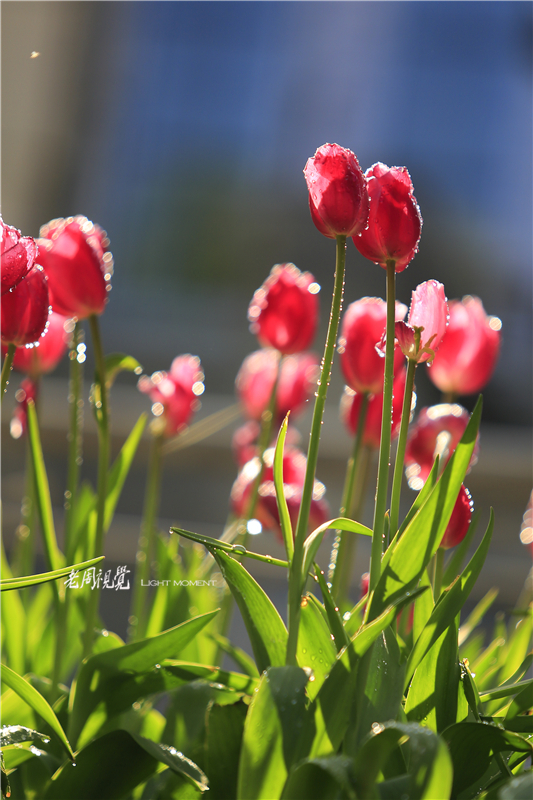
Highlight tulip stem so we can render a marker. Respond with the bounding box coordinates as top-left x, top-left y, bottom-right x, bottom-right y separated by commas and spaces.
389, 357, 417, 538
432, 547, 445, 600
1, 343, 16, 401
369, 261, 396, 593
286, 234, 346, 666
64, 321, 84, 563
329, 392, 369, 602
130, 430, 164, 641
82, 314, 110, 657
